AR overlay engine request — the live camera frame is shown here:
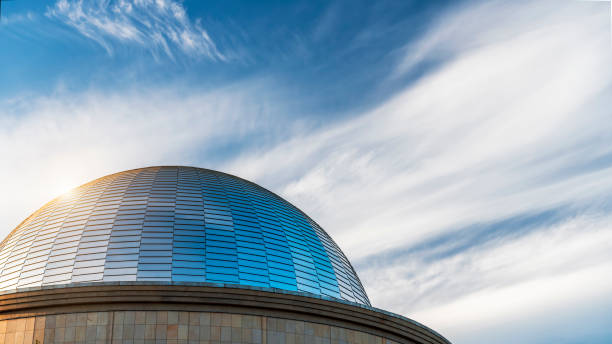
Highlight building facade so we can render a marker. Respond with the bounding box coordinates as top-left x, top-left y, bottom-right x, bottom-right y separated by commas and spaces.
0, 166, 449, 344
